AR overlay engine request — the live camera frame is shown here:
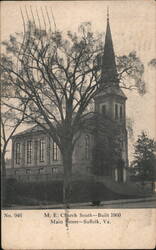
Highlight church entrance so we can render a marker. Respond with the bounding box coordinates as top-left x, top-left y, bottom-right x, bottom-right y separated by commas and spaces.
117, 159, 125, 183
118, 167, 123, 182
